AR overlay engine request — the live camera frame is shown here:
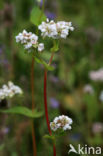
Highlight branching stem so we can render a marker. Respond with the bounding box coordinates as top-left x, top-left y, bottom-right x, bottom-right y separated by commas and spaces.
31, 57, 37, 156
44, 53, 56, 156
